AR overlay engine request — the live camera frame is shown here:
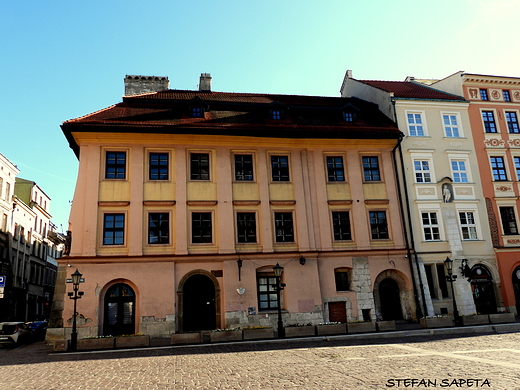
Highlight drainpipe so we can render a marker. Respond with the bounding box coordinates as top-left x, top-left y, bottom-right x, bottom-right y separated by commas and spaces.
391, 99, 427, 320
